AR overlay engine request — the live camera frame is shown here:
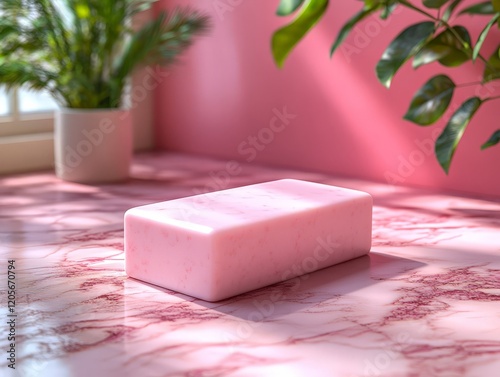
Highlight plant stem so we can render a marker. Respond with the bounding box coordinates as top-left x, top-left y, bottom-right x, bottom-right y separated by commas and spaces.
399, 0, 438, 20
483, 94, 500, 102
456, 80, 485, 88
